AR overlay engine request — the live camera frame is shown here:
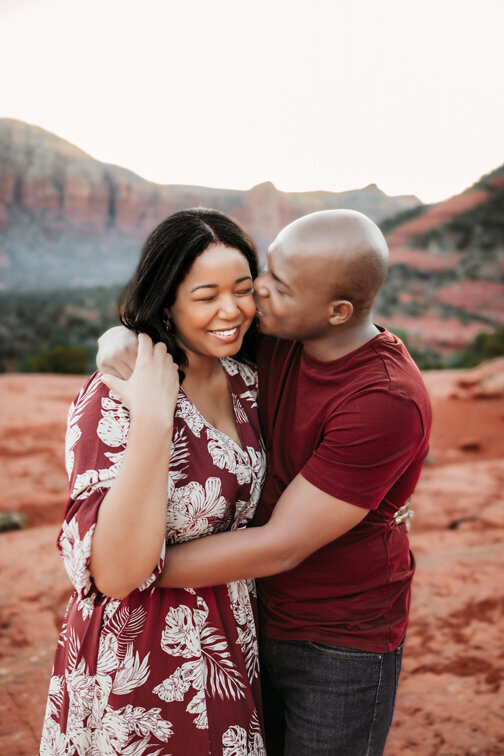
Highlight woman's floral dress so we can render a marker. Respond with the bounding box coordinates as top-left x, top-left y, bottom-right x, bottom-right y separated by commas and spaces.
40, 358, 266, 755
